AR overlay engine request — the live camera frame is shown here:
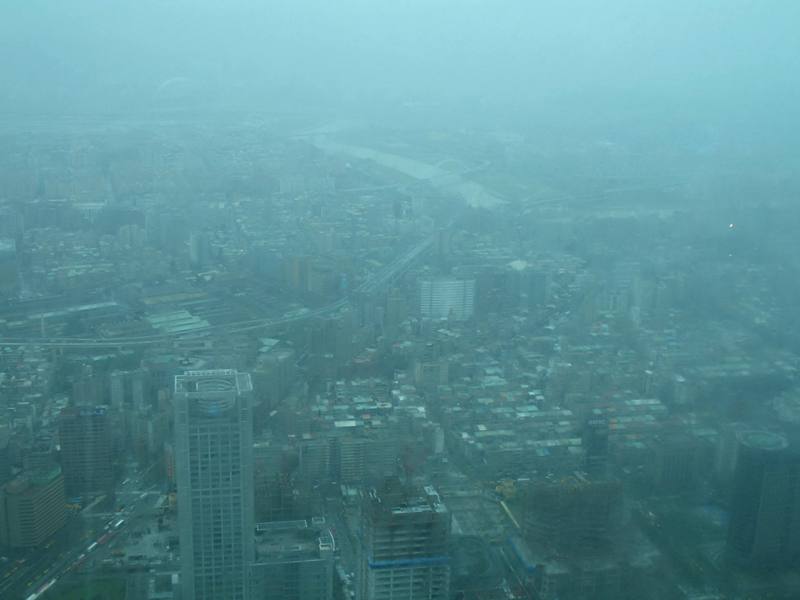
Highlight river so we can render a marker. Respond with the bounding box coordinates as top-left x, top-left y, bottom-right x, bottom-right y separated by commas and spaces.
312, 136, 504, 209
